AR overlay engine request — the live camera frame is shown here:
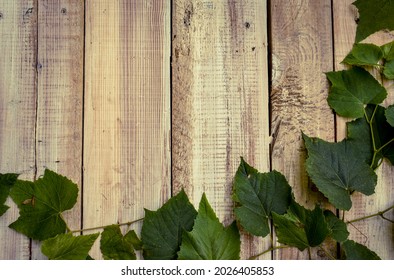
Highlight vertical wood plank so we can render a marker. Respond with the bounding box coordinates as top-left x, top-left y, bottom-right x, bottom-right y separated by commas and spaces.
333, 0, 394, 259
270, 0, 335, 259
172, 0, 270, 259
30, 0, 85, 259
0, 0, 36, 259
84, 0, 171, 259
